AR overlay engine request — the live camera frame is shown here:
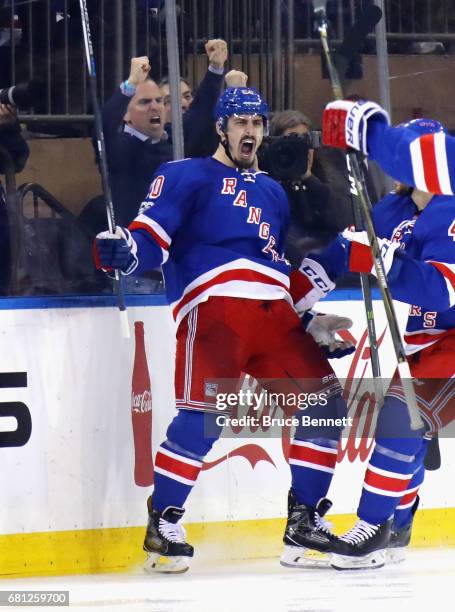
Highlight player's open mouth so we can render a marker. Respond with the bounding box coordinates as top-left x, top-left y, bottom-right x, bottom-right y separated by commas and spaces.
240, 138, 255, 157
150, 116, 161, 125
